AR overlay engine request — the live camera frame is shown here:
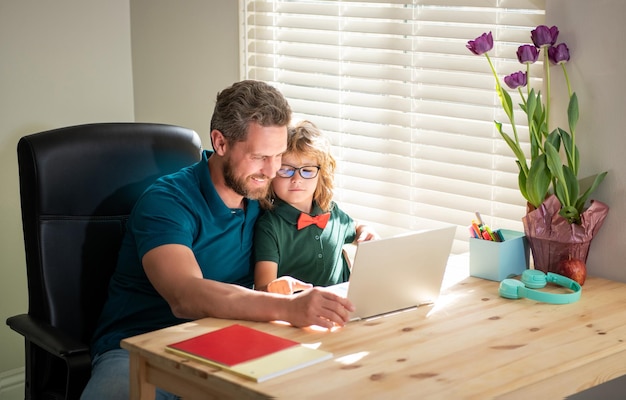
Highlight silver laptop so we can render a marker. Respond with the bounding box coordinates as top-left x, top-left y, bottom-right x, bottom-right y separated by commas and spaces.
327, 225, 455, 321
